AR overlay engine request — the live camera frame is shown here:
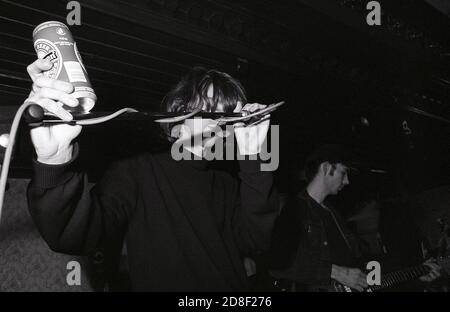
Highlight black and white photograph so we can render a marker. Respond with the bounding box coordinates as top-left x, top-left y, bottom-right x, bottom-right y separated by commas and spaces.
0, 0, 449, 304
